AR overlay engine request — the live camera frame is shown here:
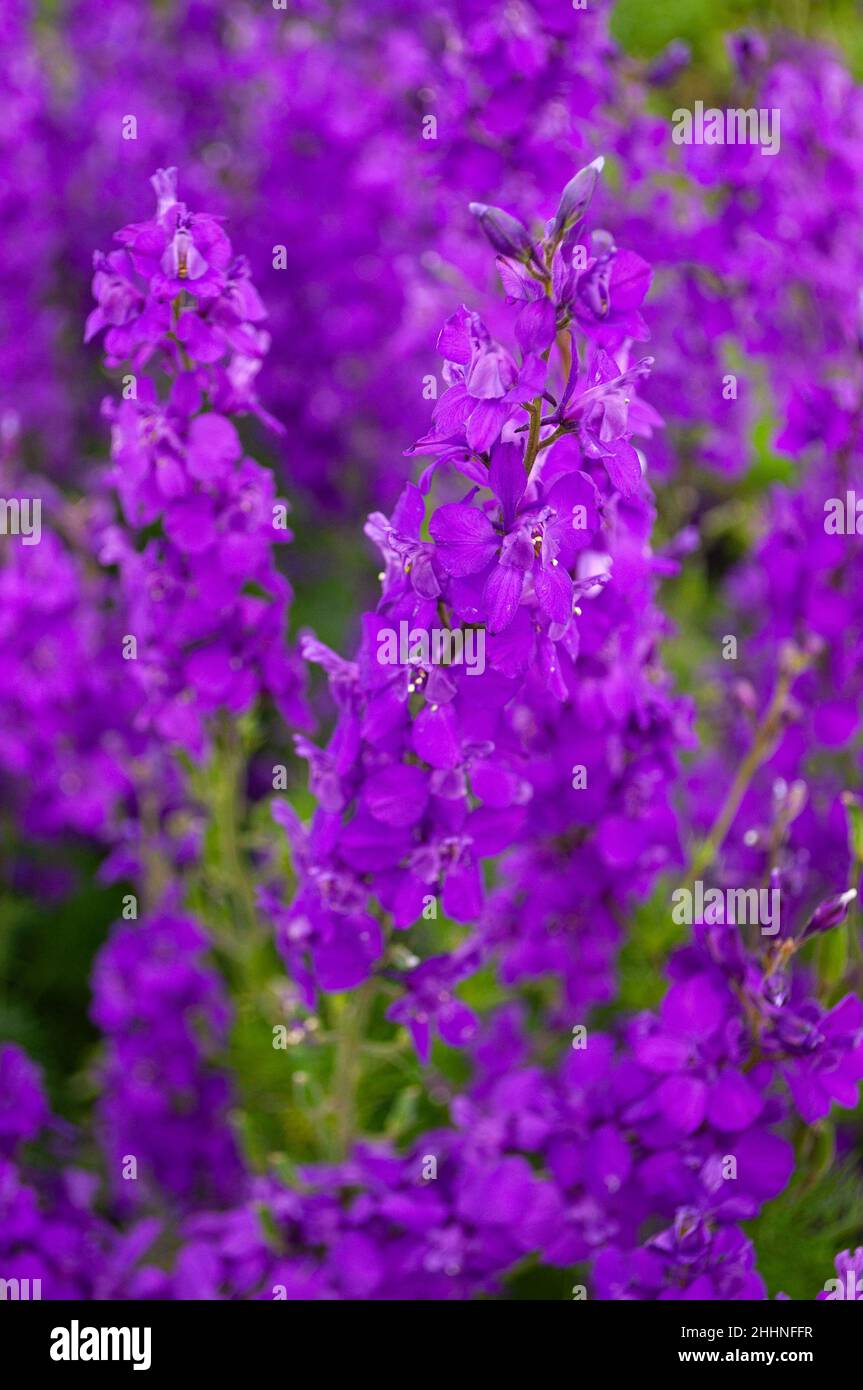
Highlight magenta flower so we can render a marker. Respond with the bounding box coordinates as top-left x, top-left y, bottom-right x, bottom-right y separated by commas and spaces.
408, 305, 545, 456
